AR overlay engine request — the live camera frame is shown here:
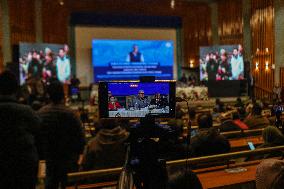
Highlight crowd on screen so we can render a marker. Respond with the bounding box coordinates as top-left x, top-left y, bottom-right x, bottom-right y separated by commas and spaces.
18, 44, 81, 106
19, 44, 71, 85
1, 70, 284, 188
200, 44, 244, 81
